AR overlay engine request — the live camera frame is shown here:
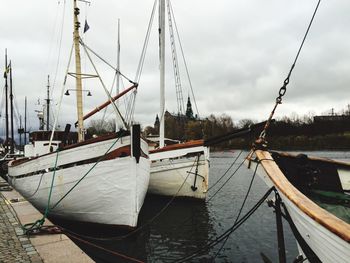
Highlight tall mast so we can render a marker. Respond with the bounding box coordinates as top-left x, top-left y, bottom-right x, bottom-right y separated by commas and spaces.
4, 50, 9, 153
116, 18, 121, 101
159, 0, 165, 148
73, 0, 84, 142
115, 18, 121, 131
24, 96, 27, 145
19, 115, 22, 148
46, 75, 50, 131
9, 61, 14, 154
